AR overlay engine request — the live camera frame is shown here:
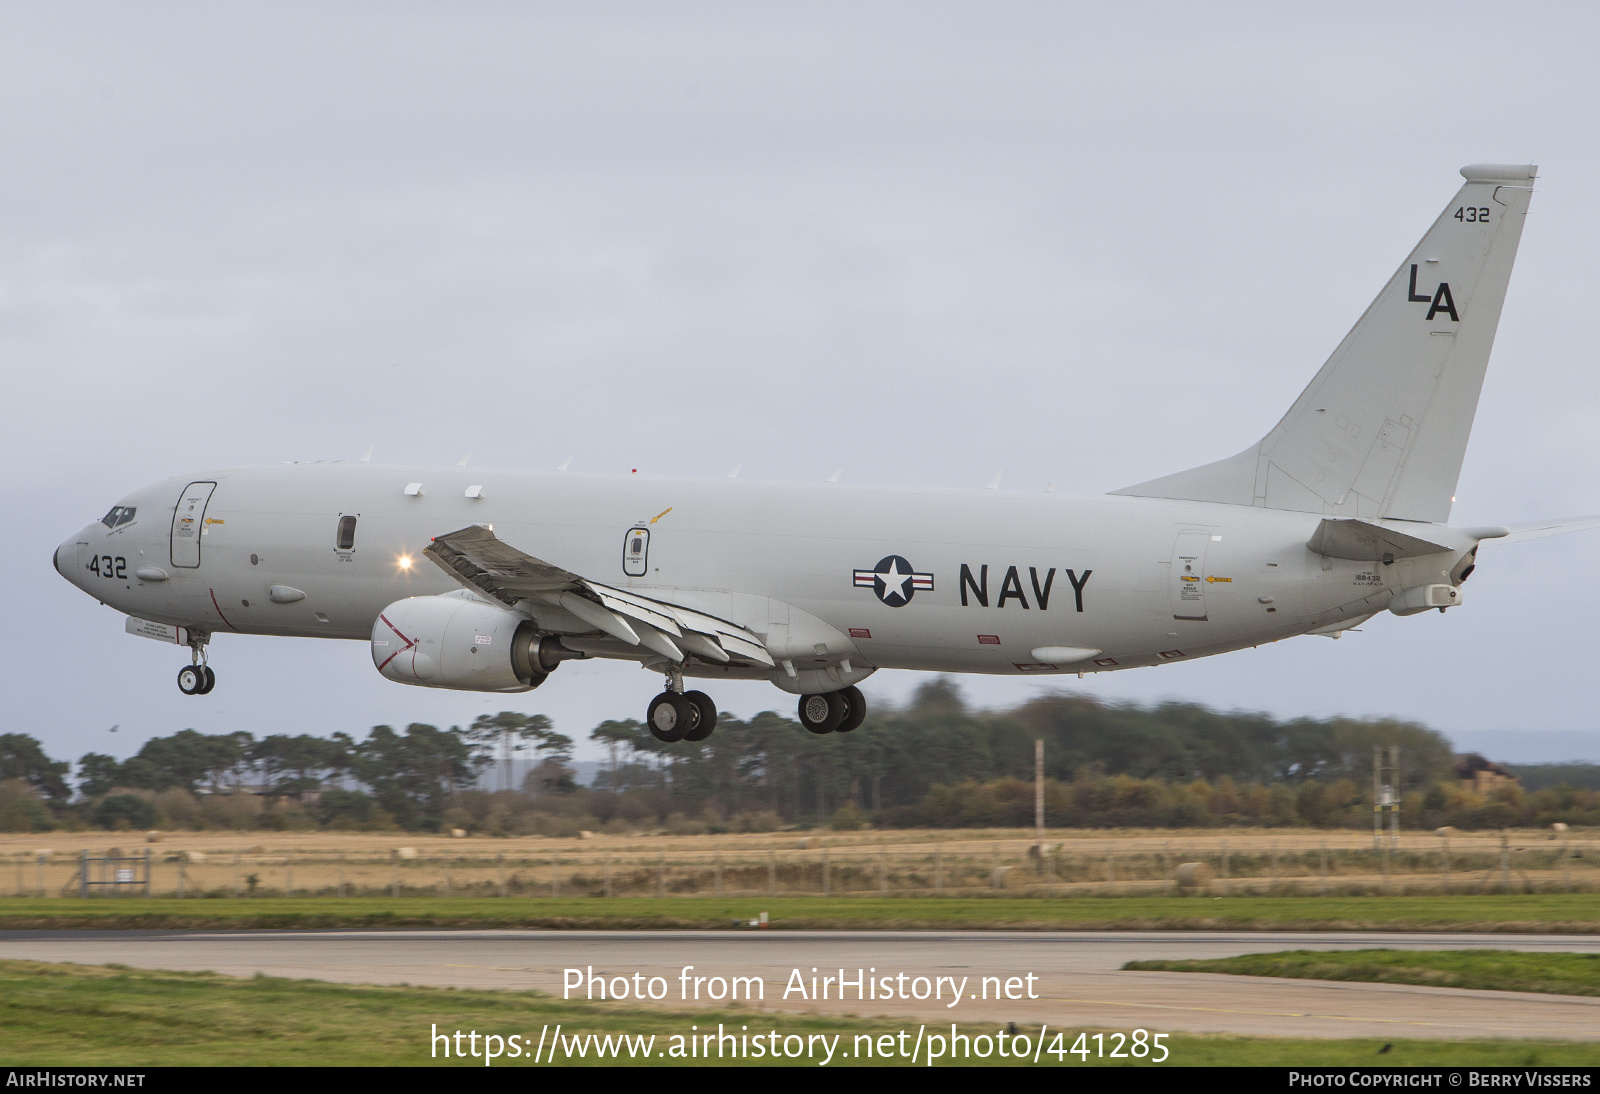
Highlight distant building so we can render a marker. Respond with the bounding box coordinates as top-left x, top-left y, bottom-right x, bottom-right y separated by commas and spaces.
1454, 752, 1518, 794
